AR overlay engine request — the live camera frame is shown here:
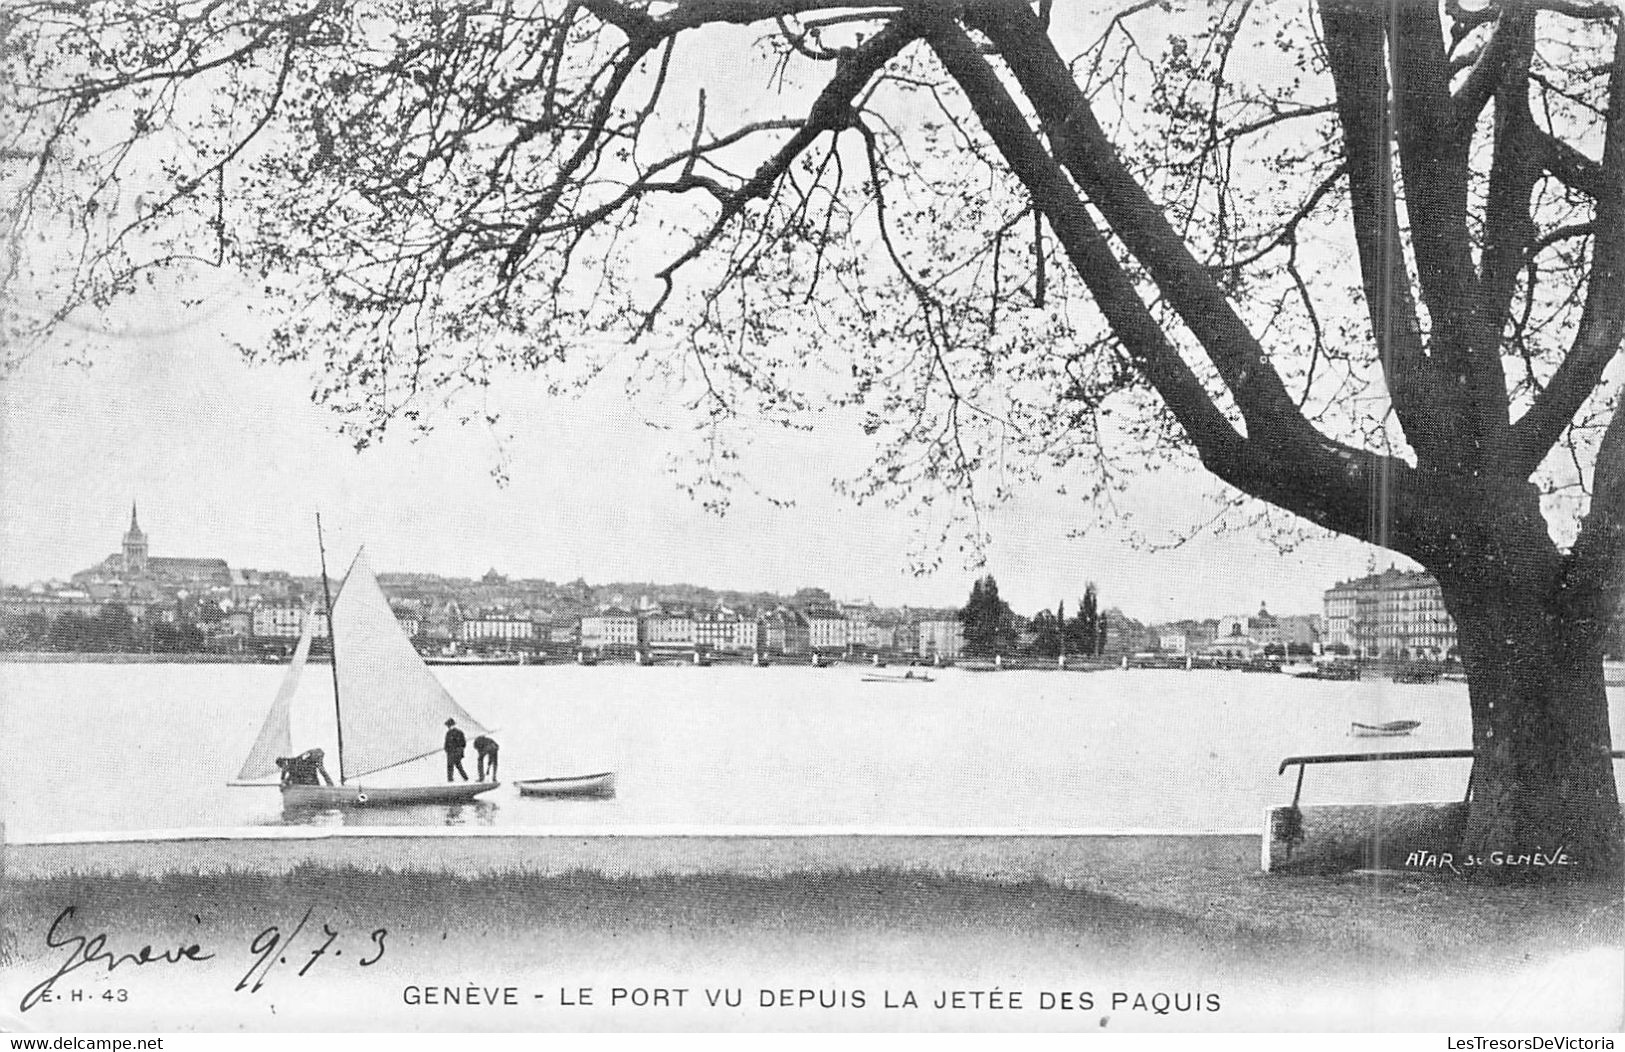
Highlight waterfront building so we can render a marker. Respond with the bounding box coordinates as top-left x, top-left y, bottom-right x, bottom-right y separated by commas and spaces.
250, 602, 330, 639
1276, 613, 1323, 652
0, 588, 103, 622
1100, 610, 1148, 655
581, 608, 639, 649
761, 607, 810, 656
1154, 619, 1218, 656
806, 609, 848, 651
916, 618, 964, 660
856, 605, 906, 652
1322, 567, 1456, 659
693, 607, 760, 652
692, 608, 735, 651
890, 618, 919, 656
459, 615, 533, 645
725, 610, 762, 652
1324, 576, 1374, 654
643, 609, 696, 650
1247, 605, 1281, 648
1202, 632, 1261, 660
1206, 613, 1260, 657
1215, 614, 1248, 642
230, 568, 294, 605
251, 602, 301, 639
840, 603, 887, 651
